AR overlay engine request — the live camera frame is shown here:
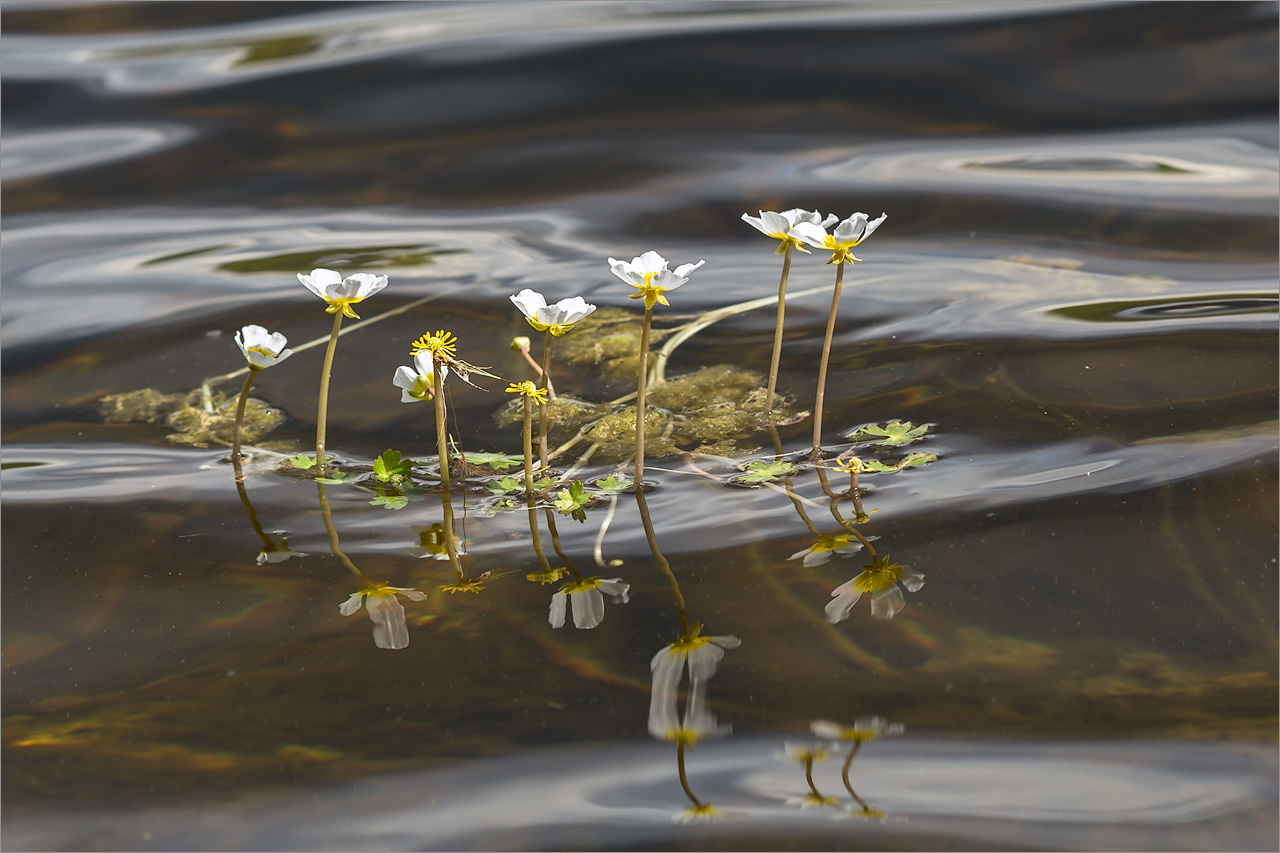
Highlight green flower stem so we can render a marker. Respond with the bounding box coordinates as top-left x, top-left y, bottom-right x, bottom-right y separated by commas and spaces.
314, 312, 345, 472
316, 481, 371, 585
636, 489, 690, 637
812, 261, 846, 461
764, 244, 794, 420
231, 370, 256, 482
433, 360, 464, 579
538, 330, 554, 470
634, 304, 655, 486
840, 741, 872, 812
676, 741, 705, 809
